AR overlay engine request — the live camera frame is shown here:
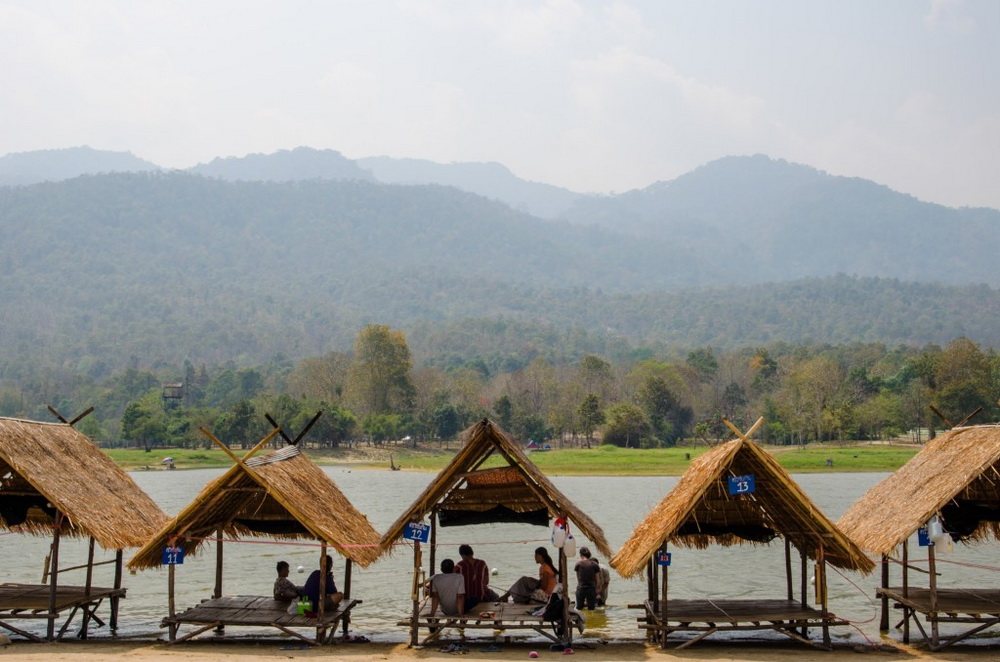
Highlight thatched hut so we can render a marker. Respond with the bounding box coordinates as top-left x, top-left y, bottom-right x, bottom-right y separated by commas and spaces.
378, 418, 611, 646
611, 418, 874, 650
839, 423, 1000, 650
127, 428, 381, 645
0, 416, 167, 641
